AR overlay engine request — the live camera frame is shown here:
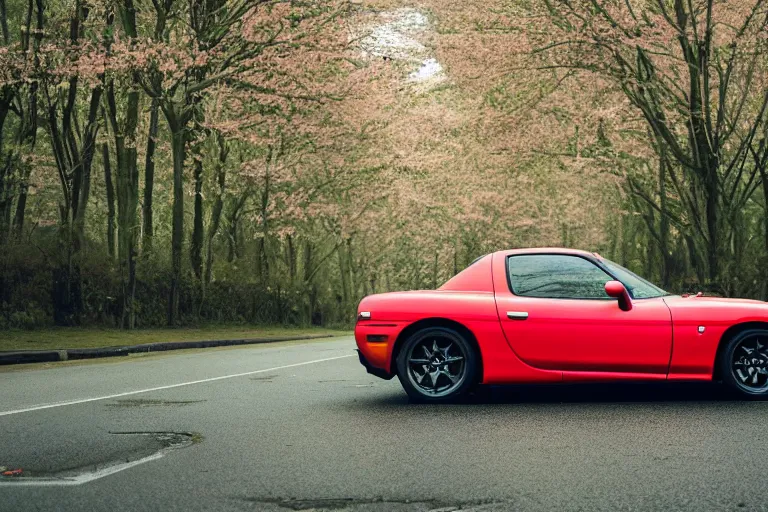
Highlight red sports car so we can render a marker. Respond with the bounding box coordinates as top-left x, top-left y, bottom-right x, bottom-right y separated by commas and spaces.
355, 248, 768, 402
